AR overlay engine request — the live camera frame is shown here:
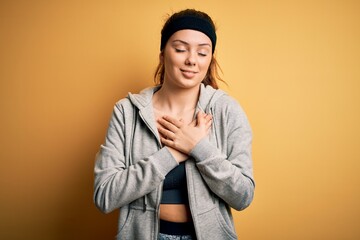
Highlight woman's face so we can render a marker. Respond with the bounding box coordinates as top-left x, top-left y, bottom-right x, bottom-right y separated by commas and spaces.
161, 29, 212, 90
